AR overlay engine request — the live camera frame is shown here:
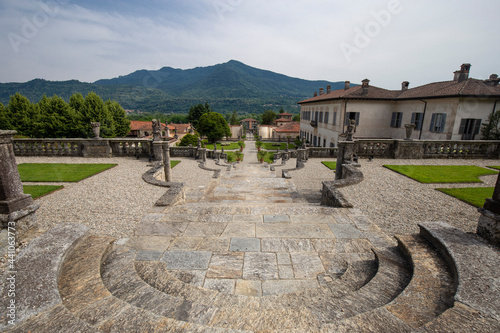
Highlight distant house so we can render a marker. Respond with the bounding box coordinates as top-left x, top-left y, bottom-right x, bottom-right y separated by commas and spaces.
299, 64, 500, 147
241, 118, 258, 134
273, 122, 300, 141
167, 123, 194, 140
128, 121, 169, 138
